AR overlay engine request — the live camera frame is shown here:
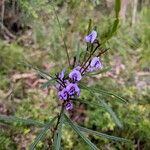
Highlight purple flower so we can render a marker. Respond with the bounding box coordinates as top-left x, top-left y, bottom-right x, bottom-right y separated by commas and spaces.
65, 102, 73, 110
58, 88, 68, 100
58, 69, 65, 80
69, 70, 82, 81
90, 57, 102, 69
66, 83, 80, 96
85, 30, 97, 43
